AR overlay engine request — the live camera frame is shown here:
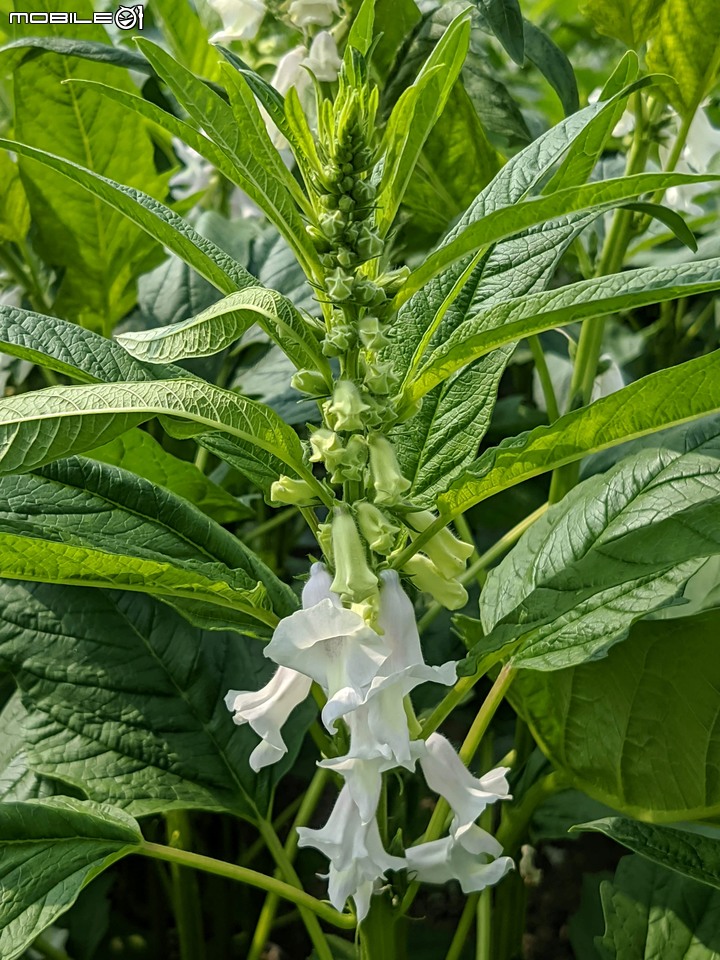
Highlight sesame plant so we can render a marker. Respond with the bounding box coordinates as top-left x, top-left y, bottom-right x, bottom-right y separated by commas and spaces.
1, 0, 720, 958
